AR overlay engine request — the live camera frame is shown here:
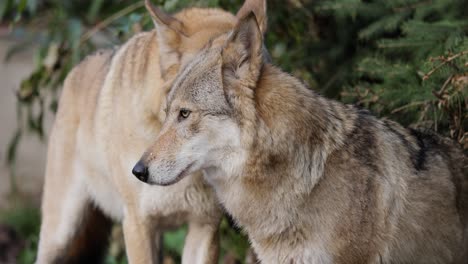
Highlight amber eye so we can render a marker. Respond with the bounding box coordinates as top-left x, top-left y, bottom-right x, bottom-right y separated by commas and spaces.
179, 109, 191, 119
